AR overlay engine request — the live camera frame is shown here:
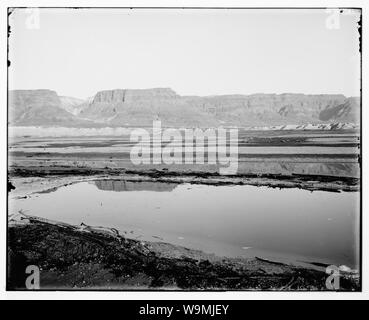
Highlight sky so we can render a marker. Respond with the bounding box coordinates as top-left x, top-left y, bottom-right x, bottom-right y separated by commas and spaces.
8, 8, 361, 99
